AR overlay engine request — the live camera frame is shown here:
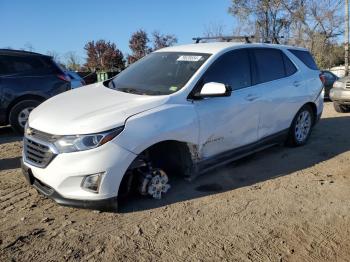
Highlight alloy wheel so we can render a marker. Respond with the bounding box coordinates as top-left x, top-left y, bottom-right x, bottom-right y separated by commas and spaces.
18, 107, 34, 128
294, 110, 312, 143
